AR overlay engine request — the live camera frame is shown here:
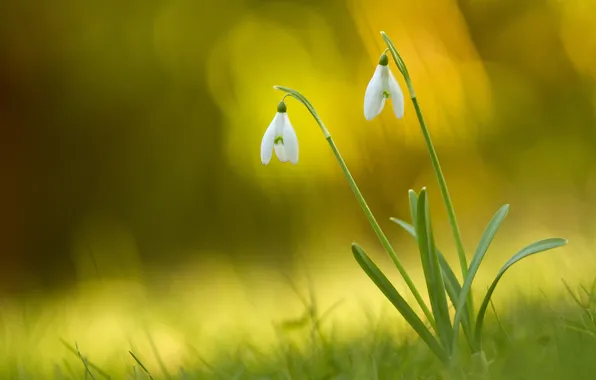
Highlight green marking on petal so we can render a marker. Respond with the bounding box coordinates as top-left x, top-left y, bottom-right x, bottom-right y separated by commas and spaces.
274, 136, 284, 145
383, 90, 391, 99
